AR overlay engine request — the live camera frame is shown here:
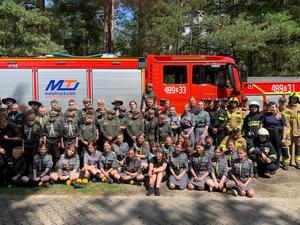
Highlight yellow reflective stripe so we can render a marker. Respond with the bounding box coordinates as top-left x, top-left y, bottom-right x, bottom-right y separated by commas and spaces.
232, 113, 243, 118
216, 162, 219, 176
239, 162, 243, 176
249, 147, 255, 153
249, 121, 260, 125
